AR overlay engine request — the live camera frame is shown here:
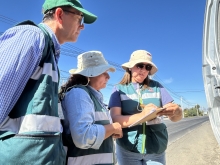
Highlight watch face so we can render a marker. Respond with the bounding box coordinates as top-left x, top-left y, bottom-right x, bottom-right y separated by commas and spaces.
203, 0, 220, 144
